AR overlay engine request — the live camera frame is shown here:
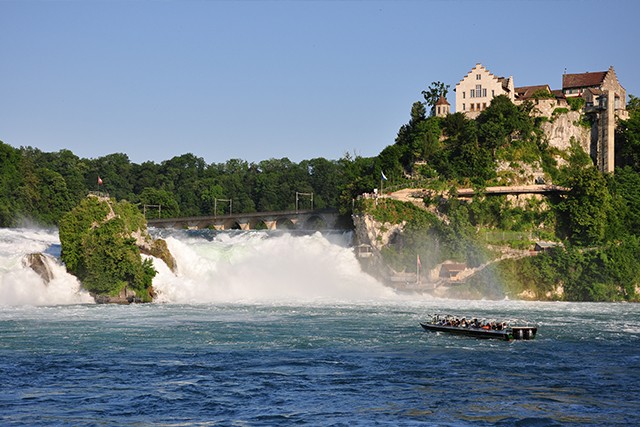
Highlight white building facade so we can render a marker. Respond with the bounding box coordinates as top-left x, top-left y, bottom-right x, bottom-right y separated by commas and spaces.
455, 63, 514, 118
